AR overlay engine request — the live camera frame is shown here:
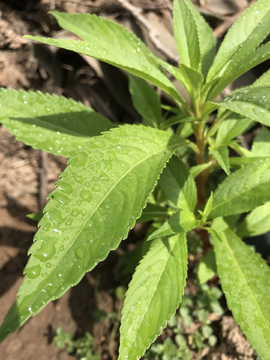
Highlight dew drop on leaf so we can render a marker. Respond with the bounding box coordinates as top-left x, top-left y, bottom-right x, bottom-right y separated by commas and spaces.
75, 247, 84, 259
53, 192, 70, 205
58, 181, 73, 194
92, 184, 101, 192
80, 190, 92, 202
25, 264, 41, 279
71, 208, 80, 217
33, 239, 56, 262
69, 152, 87, 167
